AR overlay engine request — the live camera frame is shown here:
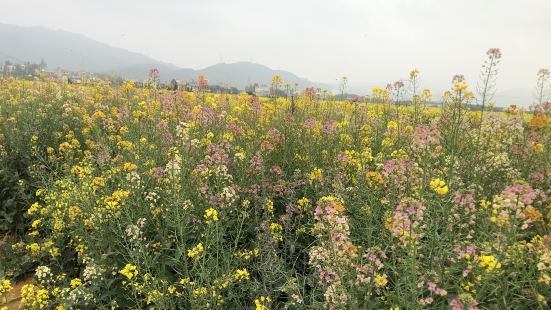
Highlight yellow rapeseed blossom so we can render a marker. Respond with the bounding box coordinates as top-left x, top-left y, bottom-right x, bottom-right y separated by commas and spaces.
26, 243, 41, 255
308, 167, 323, 186
477, 255, 501, 272
204, 208, 219, 223
70, 278, 82, 288
270, 223, 283, 242
265, 199, 274, 215
0, 279, 12, 294
533, 143, 544, 153
480, 199, 491, 209
187, 242, 204, 259
374, 274, 388, 287
20, 284, 49, 309
453, 82, 468, 91
123, 162, 137, 171
366, 171, 384, 187
28, 202, 40, 215
430, 178, 449, 195
297, 197, 311, 211
119, 264, 138, 280
147, 290, 163, 305
254, 296, 271, 310
233, 268, 250, 281
193, 287, 208, 297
